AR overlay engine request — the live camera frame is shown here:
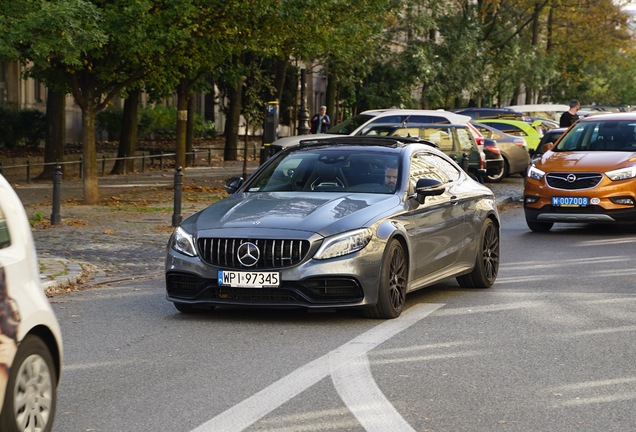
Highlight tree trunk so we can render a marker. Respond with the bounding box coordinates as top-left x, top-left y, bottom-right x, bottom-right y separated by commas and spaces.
175, 79, 190, 170
224, 76, 245, 161
326, 68, 337, 123
82, 107, 99, 204
204, 78, 215, 122
272, 58, 288, 101
186, 94, 195, 167
38, 89, 66, 180
111, 89, 140, 174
